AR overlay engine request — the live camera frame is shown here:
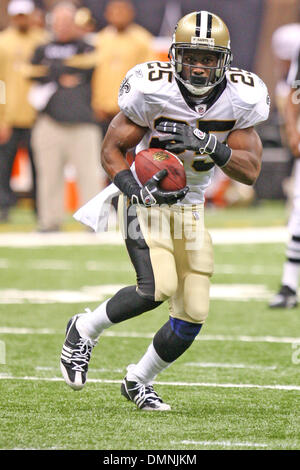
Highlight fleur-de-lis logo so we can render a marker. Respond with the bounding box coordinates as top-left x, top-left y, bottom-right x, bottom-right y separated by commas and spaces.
119, 75, 132, 97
